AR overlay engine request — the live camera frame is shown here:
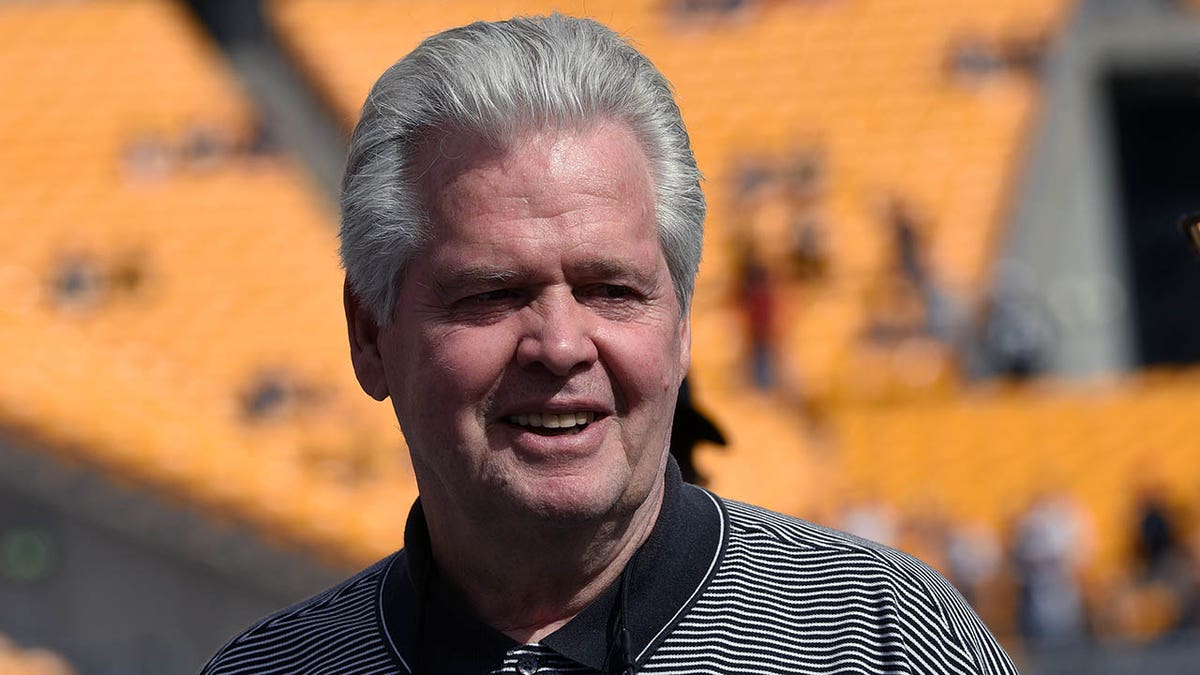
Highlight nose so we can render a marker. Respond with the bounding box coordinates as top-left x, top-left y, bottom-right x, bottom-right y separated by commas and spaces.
515, 290, 598, 376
